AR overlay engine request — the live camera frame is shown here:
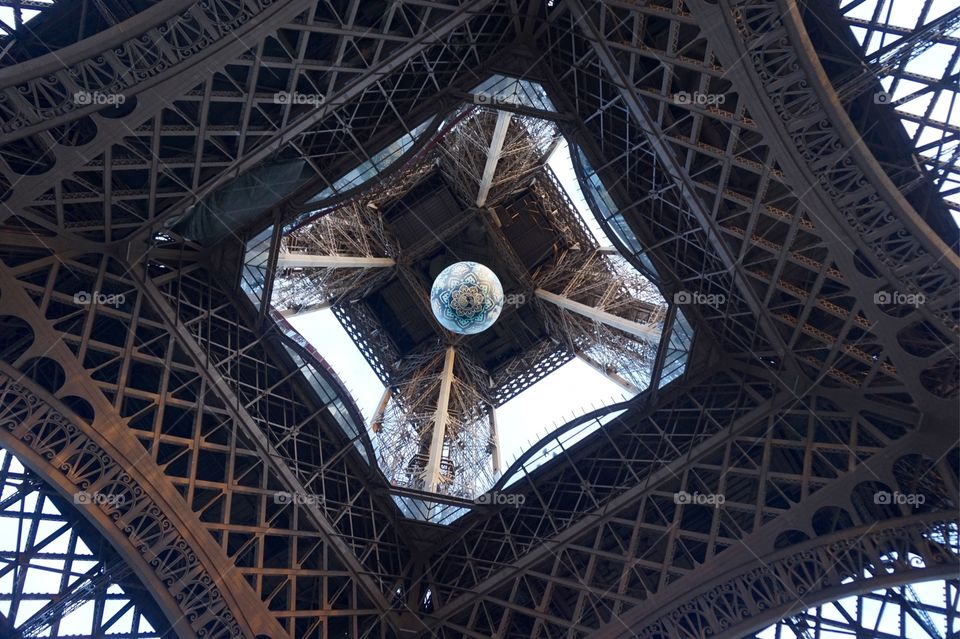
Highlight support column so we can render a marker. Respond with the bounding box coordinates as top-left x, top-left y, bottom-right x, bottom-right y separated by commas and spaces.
370, 387, 392, 433
476, 110, 513, 207
424, 347, 456, 492
535, 289, 661, 344
488, 404, 502, 476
